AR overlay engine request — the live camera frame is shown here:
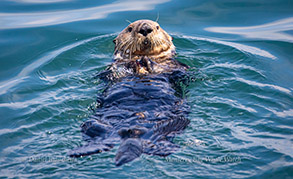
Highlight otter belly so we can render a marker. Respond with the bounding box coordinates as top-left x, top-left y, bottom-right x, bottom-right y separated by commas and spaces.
68, 71, 190, 166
